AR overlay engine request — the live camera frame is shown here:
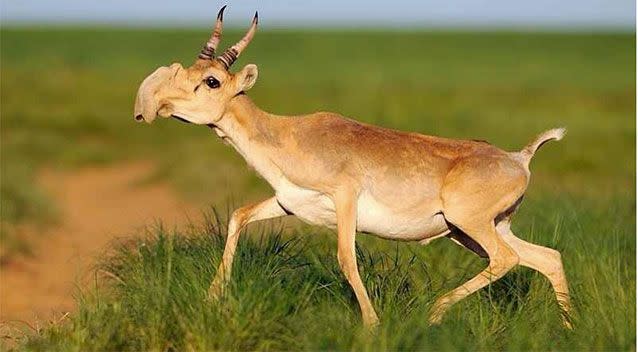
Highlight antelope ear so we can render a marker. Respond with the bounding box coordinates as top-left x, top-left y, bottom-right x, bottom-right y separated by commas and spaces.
235, 64, 258, 92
